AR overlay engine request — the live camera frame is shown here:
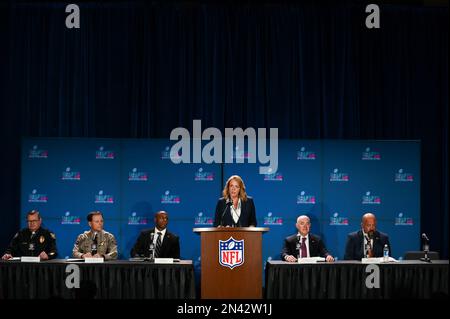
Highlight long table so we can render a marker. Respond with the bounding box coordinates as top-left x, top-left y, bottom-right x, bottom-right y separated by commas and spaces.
265, 260, 449, 299
0, 259, 196, 299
